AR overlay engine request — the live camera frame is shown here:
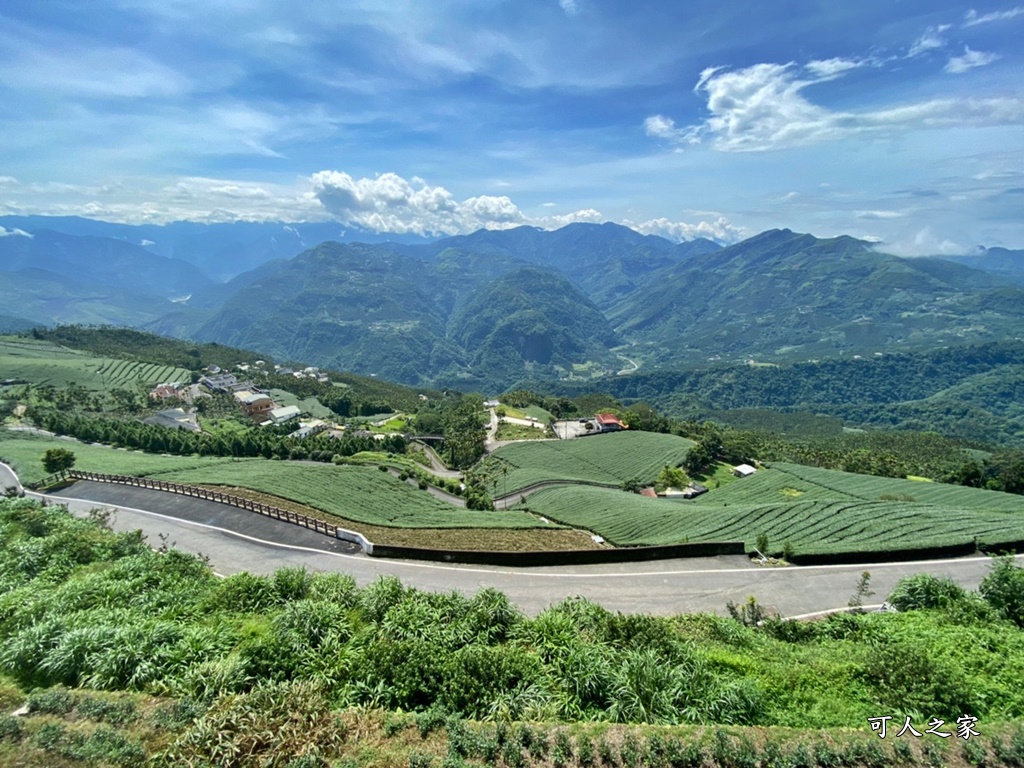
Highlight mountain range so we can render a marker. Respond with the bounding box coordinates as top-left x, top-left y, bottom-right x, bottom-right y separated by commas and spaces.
3, 215, 1024, 391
